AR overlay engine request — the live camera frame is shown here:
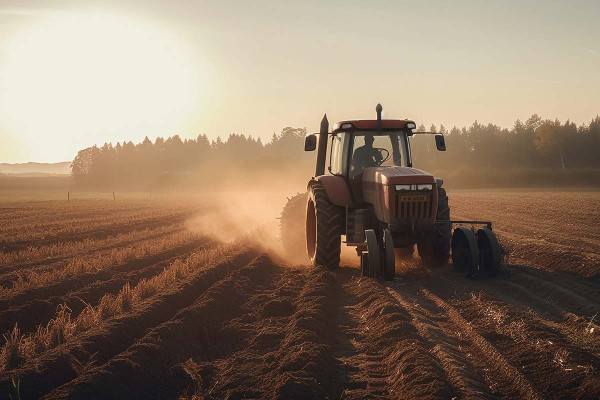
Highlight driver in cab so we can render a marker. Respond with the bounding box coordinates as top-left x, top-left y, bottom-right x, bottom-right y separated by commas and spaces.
351, 134, 382, 173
